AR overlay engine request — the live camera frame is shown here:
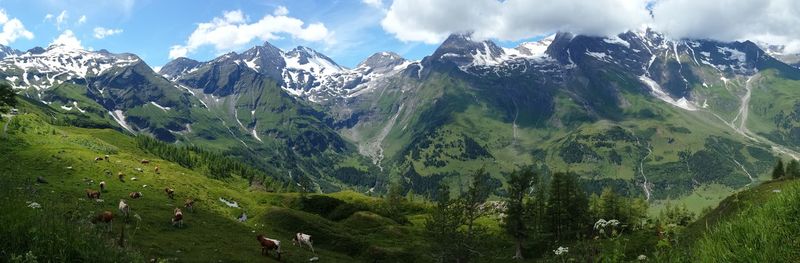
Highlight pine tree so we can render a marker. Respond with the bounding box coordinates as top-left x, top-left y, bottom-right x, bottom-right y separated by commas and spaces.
0, 83, 15, 114
425, 185, 463, 262
385, 180, 405, 222
458, 167, 493, 261
598, 187, 621, 221
772, 159, 786, 179
502, 167, 537, 260
546, 172, 589, 241
786, 160, 800, 178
